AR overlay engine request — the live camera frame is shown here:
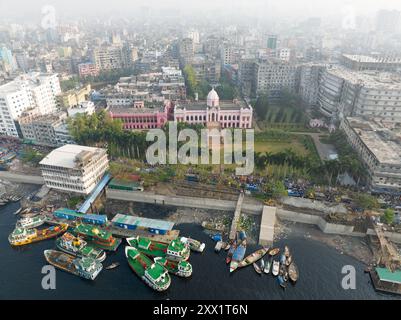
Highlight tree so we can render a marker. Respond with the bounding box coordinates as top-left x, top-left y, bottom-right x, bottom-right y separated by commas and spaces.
354, 193, 379, 211
254, 94, 269, 120
271, 181, 287, 199
383, 208, 395, 225
183, 65, 198, 98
